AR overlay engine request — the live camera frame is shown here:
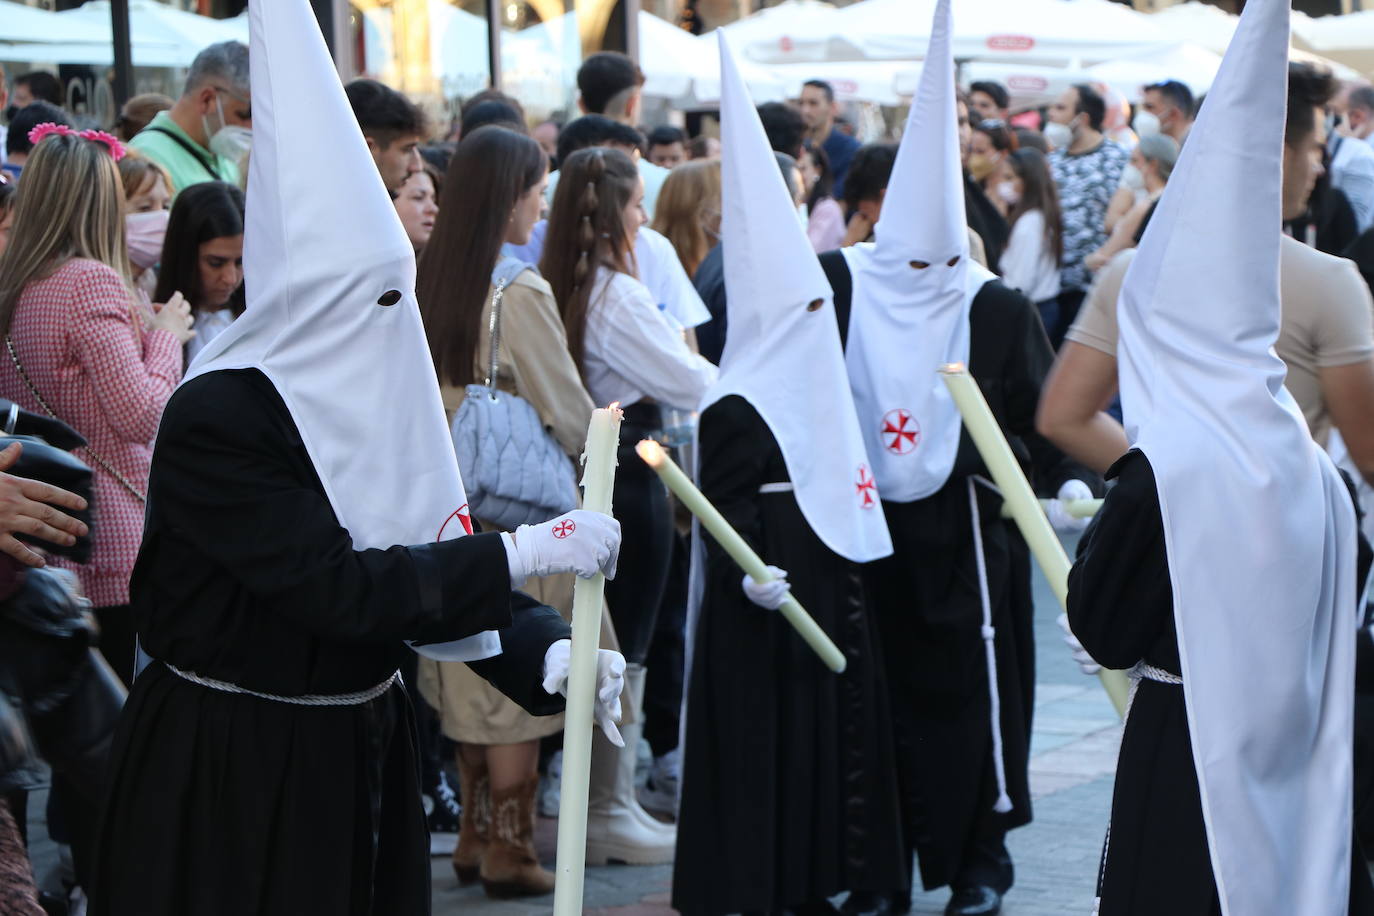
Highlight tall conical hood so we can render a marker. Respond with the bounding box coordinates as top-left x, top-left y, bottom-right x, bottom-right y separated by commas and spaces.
1116, 0, 1358, 911
705, 31, 891, 564
184, 0, 499, 662
841, 0, 990, 503
871, 0, 965, 265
